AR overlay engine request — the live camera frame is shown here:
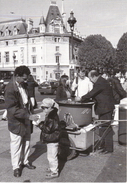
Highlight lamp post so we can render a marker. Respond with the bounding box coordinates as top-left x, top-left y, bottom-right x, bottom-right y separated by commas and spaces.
67, 10, 77, 81
67, 10, 77, 61
13, 53, 16, 68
